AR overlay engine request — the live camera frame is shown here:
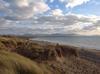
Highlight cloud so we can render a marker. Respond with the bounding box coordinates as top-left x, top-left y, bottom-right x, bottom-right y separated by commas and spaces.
4, 0, 29, 7
0, 17, 17, 29
0, 13, 100, 35
66, 0, 90, 8
0, 0, 100, 35
0, 0, 50, 20
59, 0, 90, 8
28, 13, 100, 35
33, 2, 50, 14
51, 9, 63, 16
